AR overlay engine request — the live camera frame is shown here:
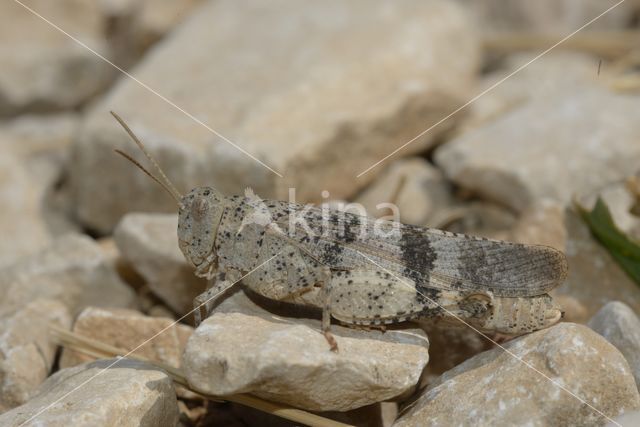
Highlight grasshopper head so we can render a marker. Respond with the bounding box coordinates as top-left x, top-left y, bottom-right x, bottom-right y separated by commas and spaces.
109, 112, 225, 274
178, 187, 225, 268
